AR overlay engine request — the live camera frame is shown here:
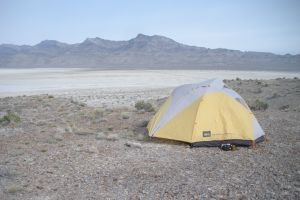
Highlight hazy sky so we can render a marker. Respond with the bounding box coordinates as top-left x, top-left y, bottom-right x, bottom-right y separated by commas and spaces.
0, 0, 299, 54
